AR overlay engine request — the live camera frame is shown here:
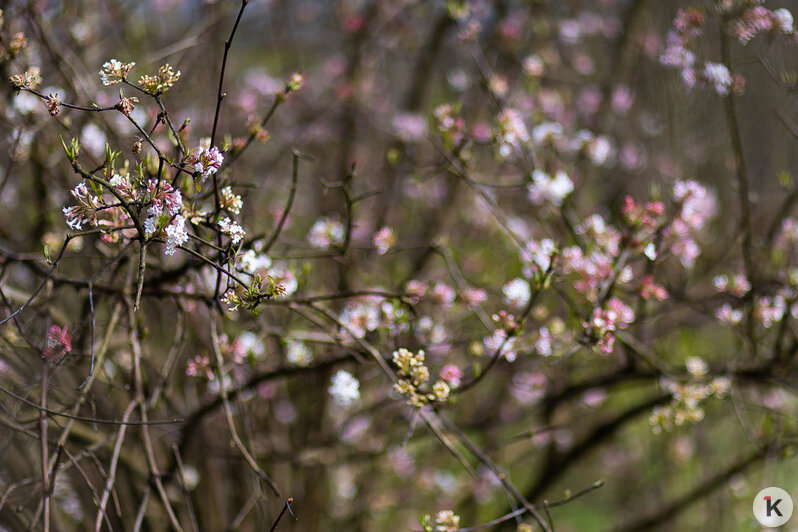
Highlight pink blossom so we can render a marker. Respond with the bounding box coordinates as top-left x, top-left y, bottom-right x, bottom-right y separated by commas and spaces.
535, 326, 554, 356
622, 196, 664, 232
510, 371, 547, 405
460, 287, 488, 306
701, 62, 732, 96
190, 146, 223, 182
756, 296, 786, 328
716, 303, 743, 326
640, 275, 668, 301
372, 226, 396, 255
483, 328, 517, 362
660, 35, 695, 70
307, 216, 345, 248
583, 298, 634, 355
42, 325, 72, 363
665, 180, 716, 268
775, 218, 798, 250
712, 274, 750, 297
577, 215, 621, 256
186, 355, 213, 380
440, 365, 463, 387
392, 113, 428, 143
339, 301, 380, 338
673, 8, 705, 37
521, 238, 557, 275
611, 85, 634, 115
496, 108, 529, 158
429, 282, 456, 307
146, 179, 183, 217
561, 246, 614, 301
405, 280, 427, 303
